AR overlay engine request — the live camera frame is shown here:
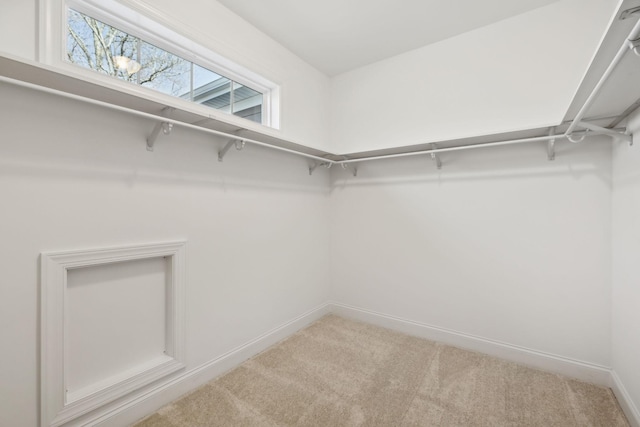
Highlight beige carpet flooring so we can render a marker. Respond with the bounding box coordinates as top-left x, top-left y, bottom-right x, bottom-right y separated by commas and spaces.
134, 315, 629, 426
